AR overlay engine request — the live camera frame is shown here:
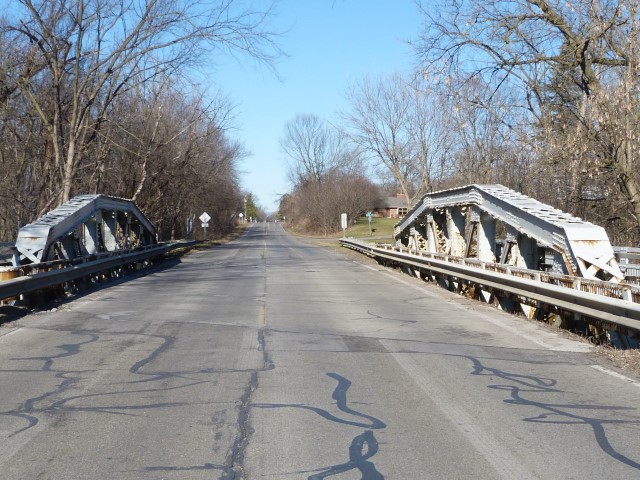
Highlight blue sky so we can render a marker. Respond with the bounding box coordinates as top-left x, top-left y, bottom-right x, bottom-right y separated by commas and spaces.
211, 0, 424, 212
